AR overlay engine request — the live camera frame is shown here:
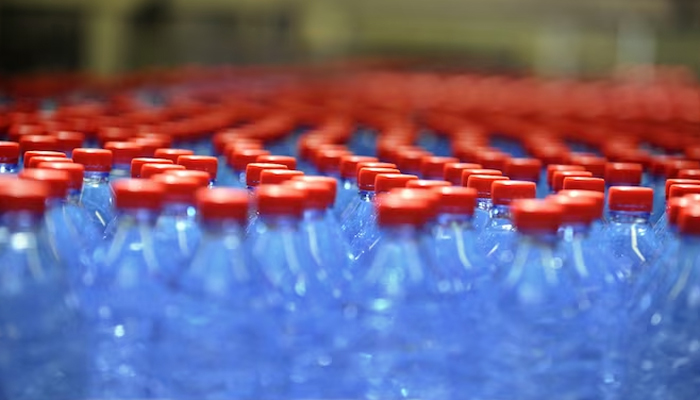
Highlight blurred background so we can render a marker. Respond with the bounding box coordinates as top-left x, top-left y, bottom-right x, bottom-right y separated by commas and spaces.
1, 0, 699, 77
